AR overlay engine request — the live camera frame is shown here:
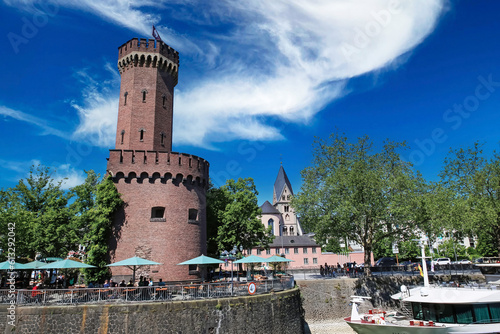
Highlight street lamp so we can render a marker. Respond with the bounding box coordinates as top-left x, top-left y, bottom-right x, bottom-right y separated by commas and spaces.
220, 246, 240, 295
